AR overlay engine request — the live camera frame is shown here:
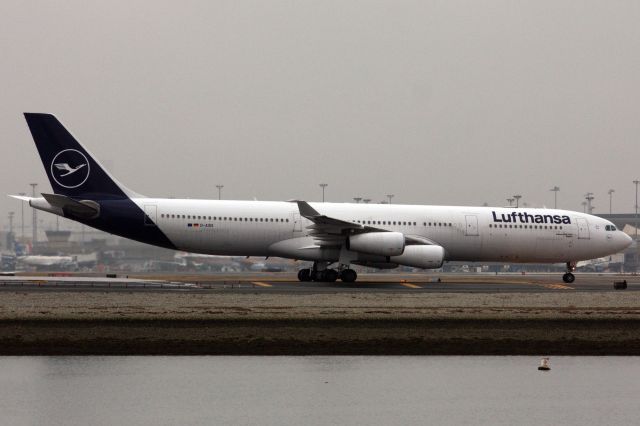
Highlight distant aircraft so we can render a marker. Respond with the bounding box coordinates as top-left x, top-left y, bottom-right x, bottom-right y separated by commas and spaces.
17, 255, 75, 270
16, 253, 97, 271
11, 113, 632, 283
